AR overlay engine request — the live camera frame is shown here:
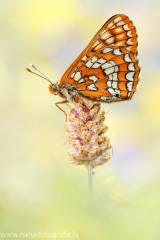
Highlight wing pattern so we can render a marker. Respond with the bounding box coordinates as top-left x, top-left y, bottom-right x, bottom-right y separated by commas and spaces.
59, 14, 140, 103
